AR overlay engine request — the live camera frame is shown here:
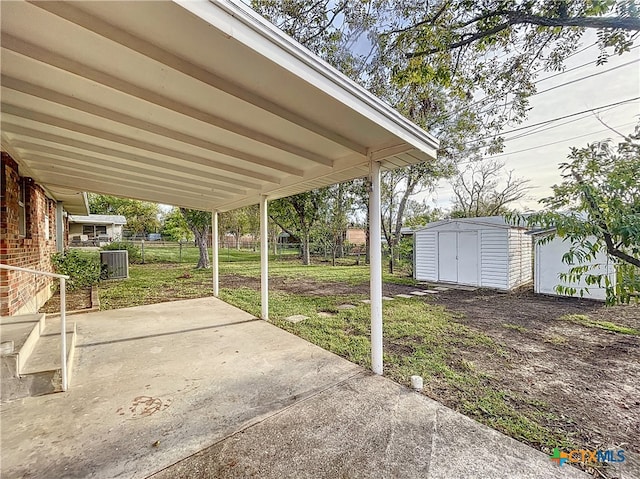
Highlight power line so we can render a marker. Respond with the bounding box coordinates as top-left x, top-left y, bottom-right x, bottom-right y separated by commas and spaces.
488, 122, 636, 159
475, 58, 640, 118
530, 59, 639, 97
536, 45, 640, 84
470, 97, 640, 143
500, 102, 637, 142
445, 41, 637, 121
